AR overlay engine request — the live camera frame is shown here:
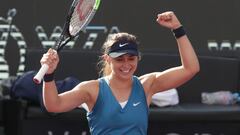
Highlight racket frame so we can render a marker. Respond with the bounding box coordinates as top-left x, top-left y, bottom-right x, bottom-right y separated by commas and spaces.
33, 0, 101, 84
